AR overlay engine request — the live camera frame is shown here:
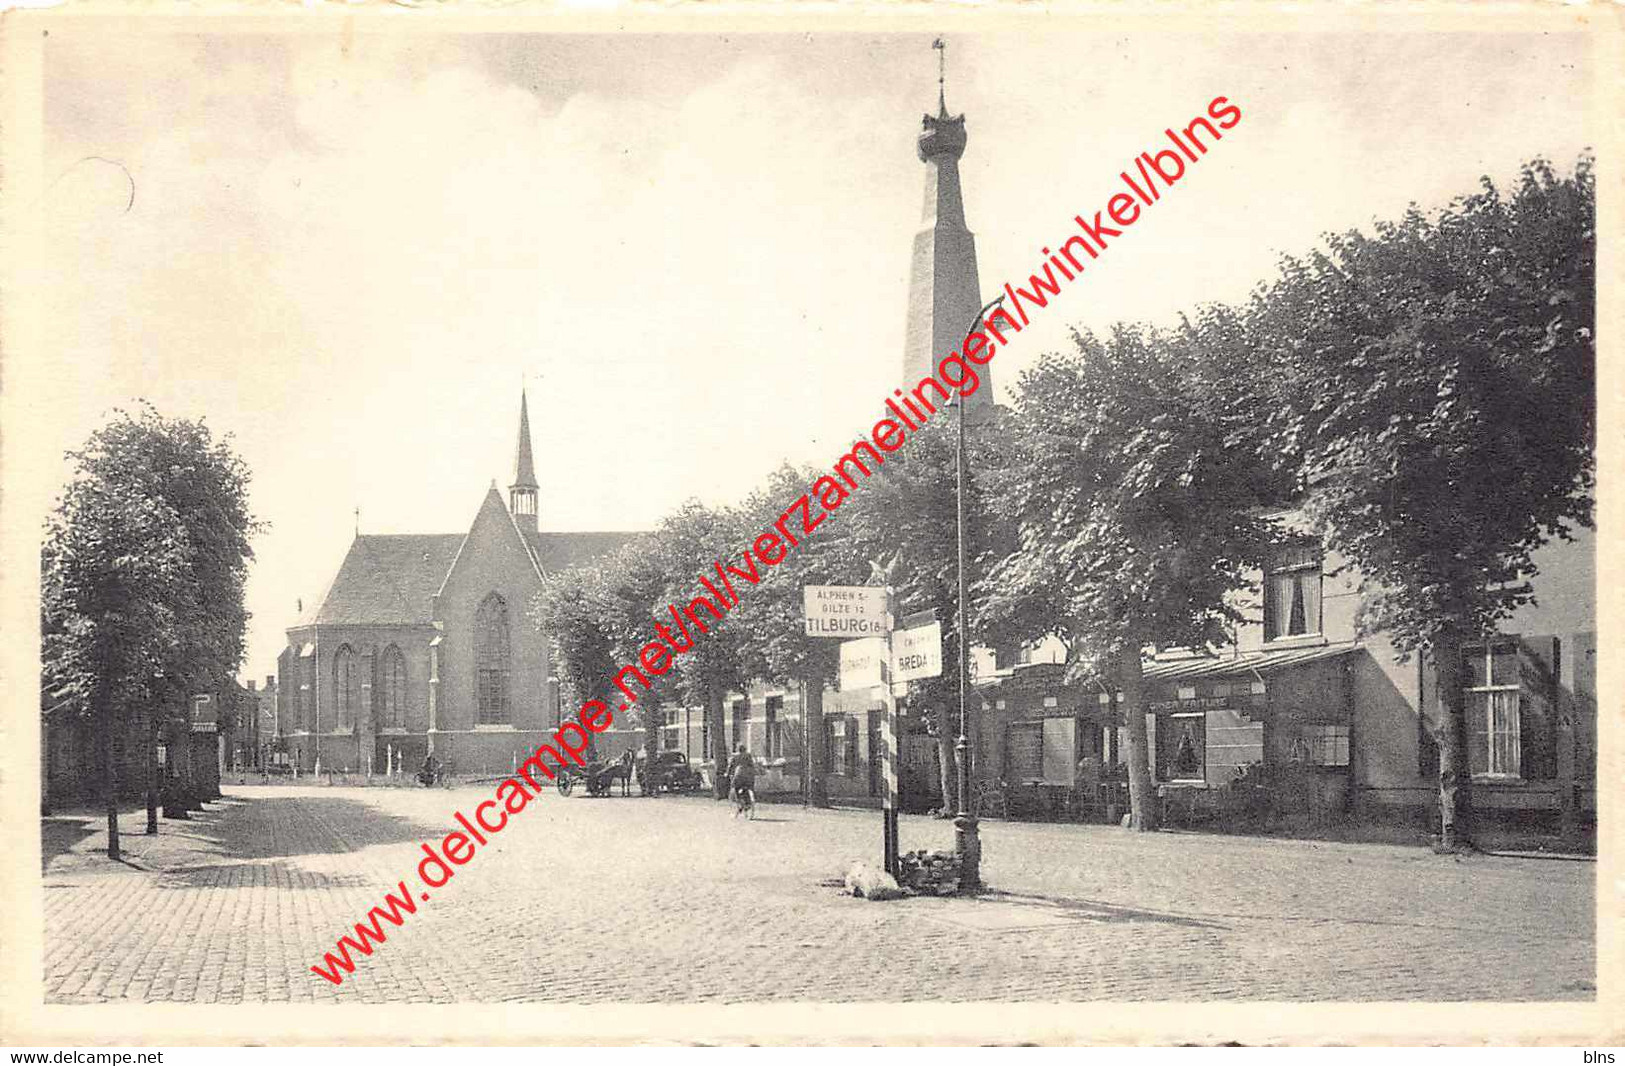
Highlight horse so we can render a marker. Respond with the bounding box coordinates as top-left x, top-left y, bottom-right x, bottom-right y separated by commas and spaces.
585, 748, 636, 797
601, 748, 636, 796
